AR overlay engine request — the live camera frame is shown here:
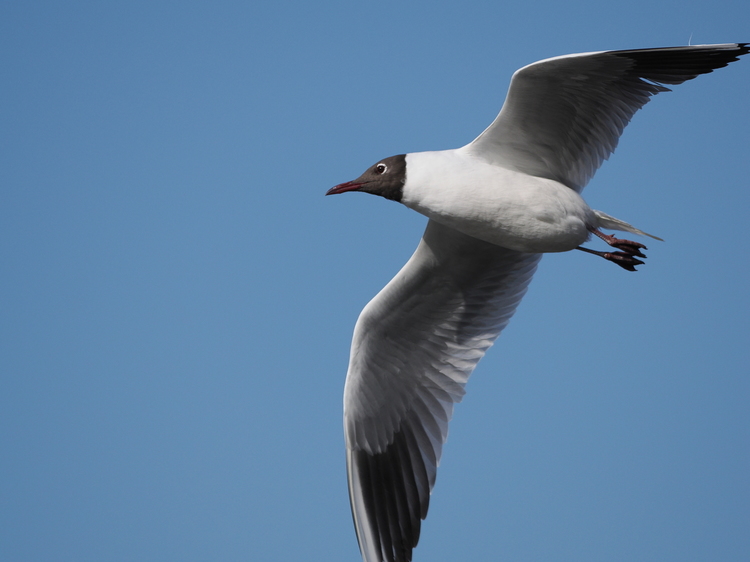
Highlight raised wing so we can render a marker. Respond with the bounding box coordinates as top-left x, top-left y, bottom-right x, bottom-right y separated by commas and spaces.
344, 220, 542, 562
464, 43, 749, 192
